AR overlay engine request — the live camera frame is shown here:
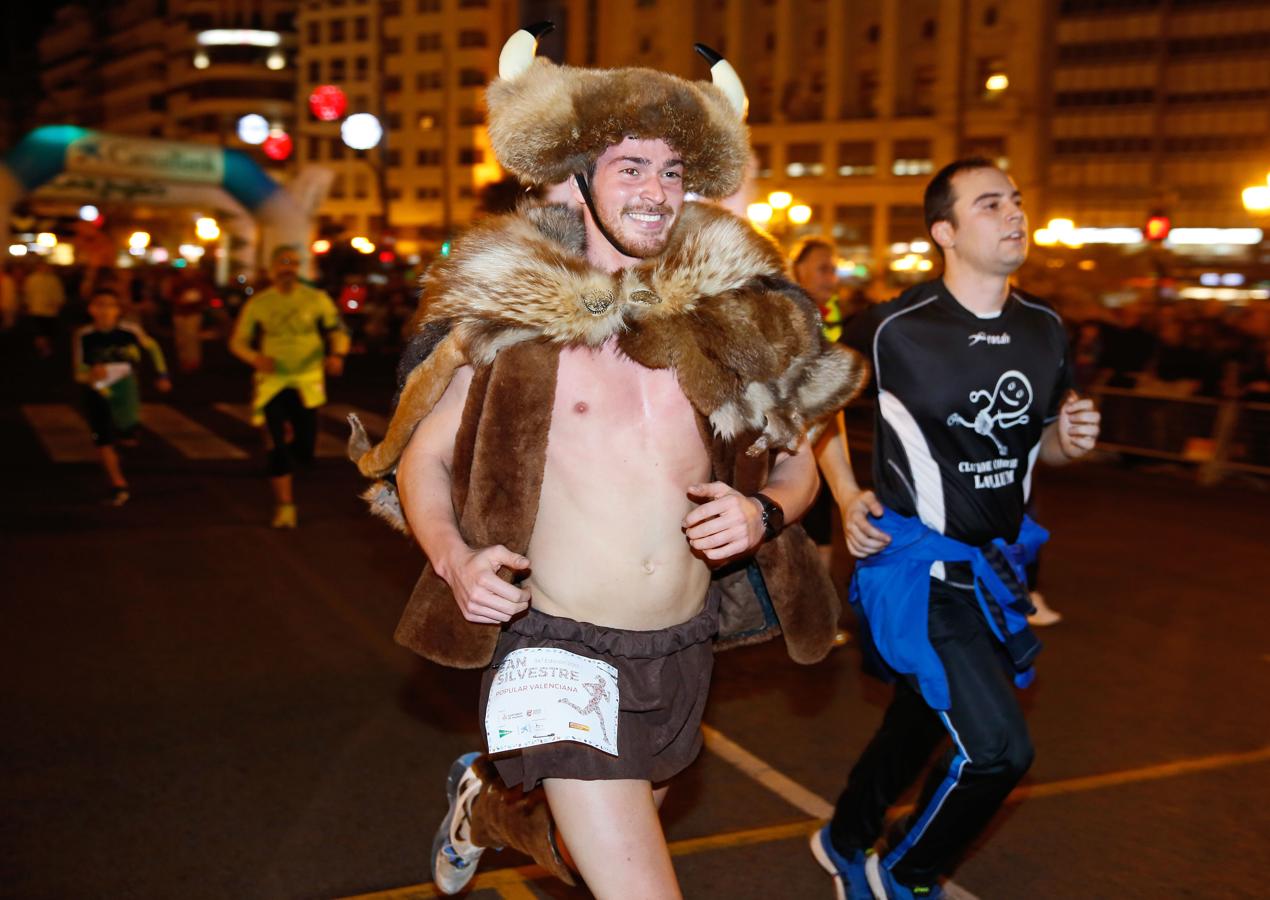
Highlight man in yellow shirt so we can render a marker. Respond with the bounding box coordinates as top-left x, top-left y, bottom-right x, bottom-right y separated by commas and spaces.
230, 246, 349, 527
